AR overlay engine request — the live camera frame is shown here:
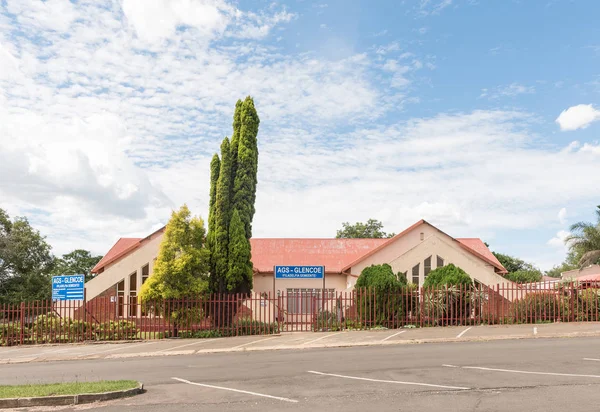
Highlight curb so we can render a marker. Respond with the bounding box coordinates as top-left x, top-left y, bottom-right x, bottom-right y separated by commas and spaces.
0, 382, 144, 409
